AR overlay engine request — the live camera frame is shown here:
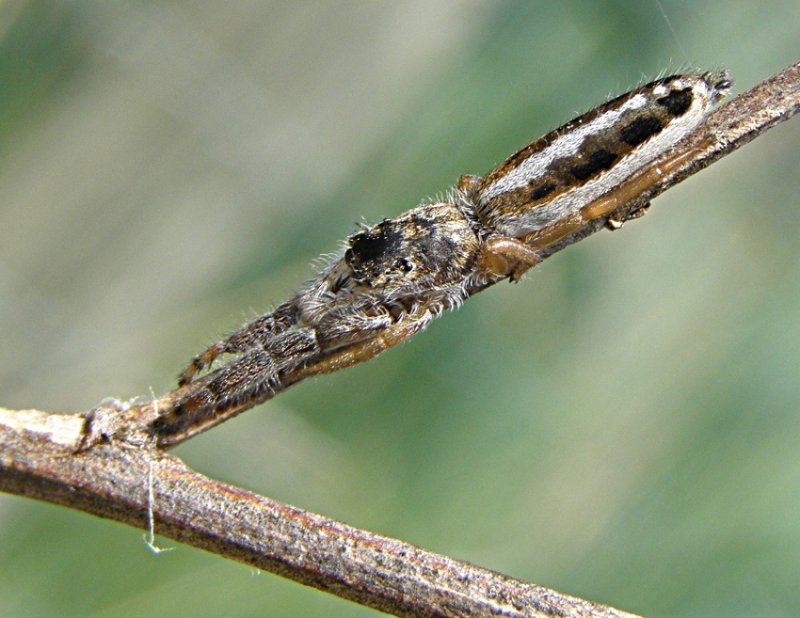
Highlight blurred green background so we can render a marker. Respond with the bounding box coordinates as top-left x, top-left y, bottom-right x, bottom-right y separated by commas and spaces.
1, 1, 798, 616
